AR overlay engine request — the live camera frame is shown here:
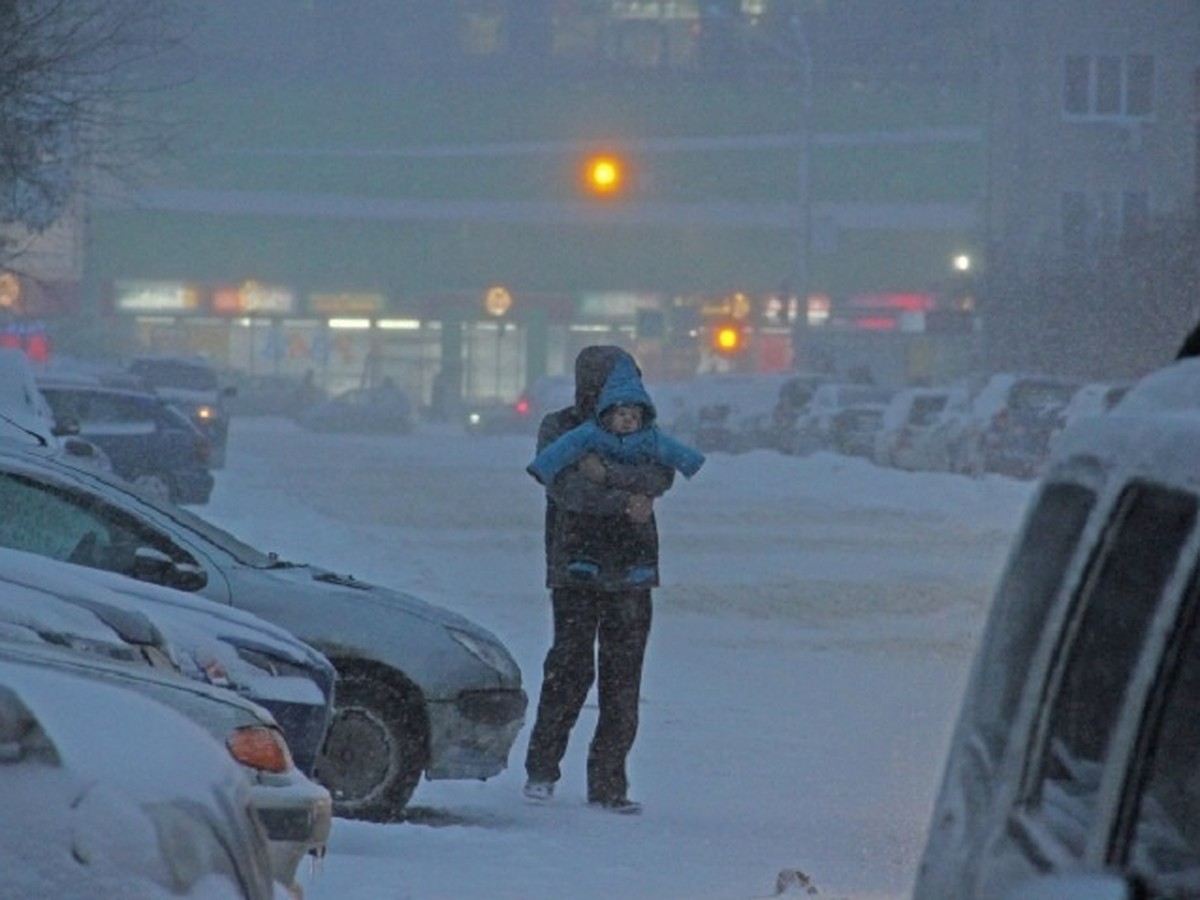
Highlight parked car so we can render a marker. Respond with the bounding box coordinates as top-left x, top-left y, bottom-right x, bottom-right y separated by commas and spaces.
873, 386, 970, 472
0, 597, 331, 893
663, 373, 796, 453
0, 545, 336, 779
1046, 380, 1131, 454
295, 382, 414, 434
0, 442, 527, 822
972, 373, 1081, 478
127, 355, 236, 468
782, 383, 895, 455
827, 396, 891, 458
0, 348, 112, 473
38, 375, 216, 505
0, 656, 280, 899
914, 355, 1200, 899
464, 375, 575, 435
